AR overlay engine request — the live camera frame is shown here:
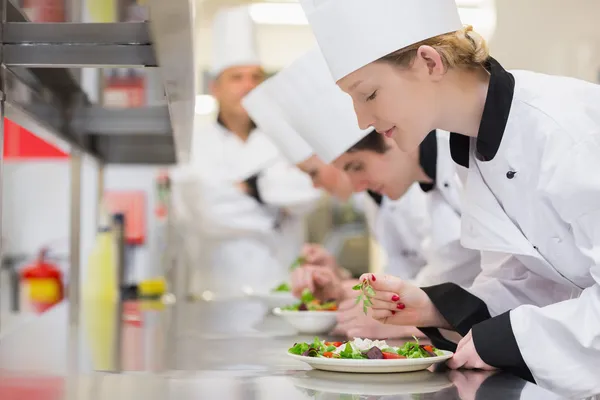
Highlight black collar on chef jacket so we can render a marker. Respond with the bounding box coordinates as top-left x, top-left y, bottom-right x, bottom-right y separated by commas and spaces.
216, 113, 258, 134
418, 130, 438, 193
366, 190, 383, 206
449, 57, 516, 168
